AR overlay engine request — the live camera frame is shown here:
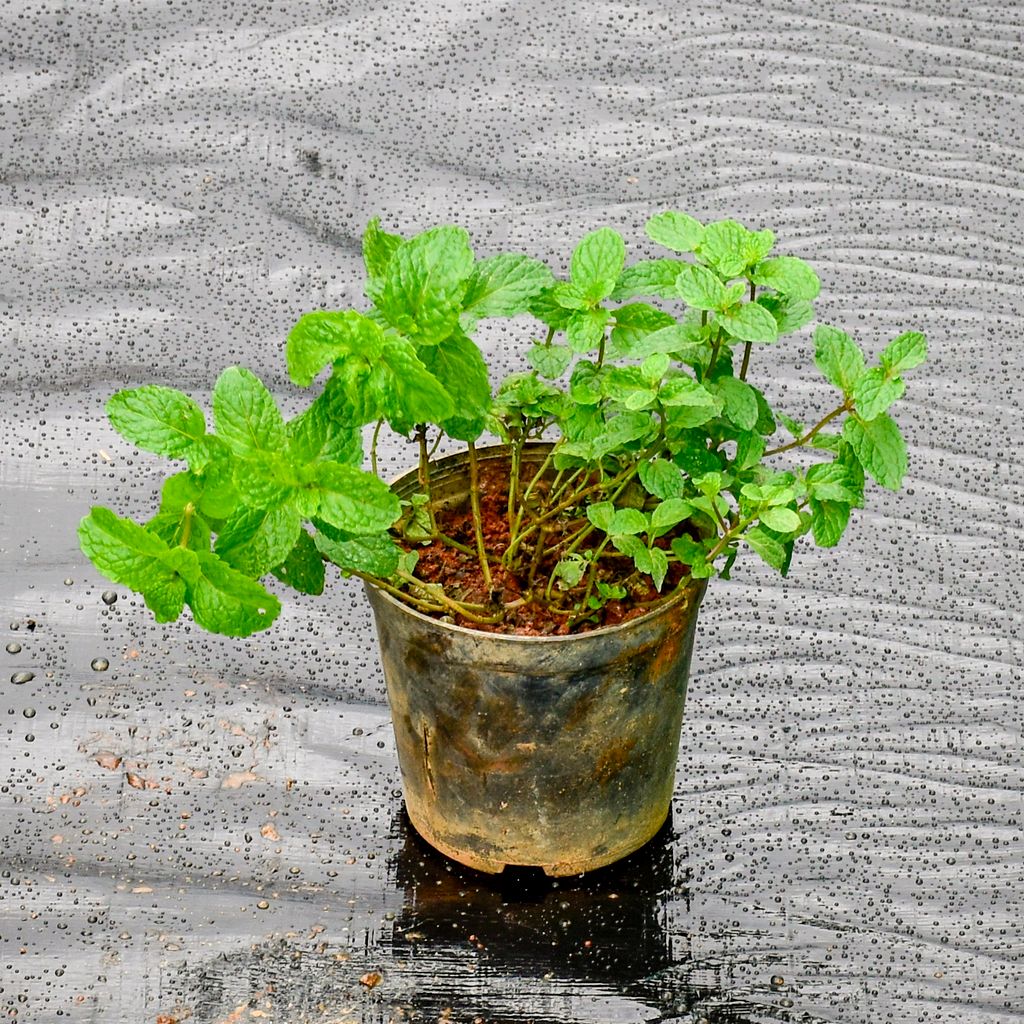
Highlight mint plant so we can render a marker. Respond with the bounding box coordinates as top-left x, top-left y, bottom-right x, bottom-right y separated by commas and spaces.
79, 213, 926, 635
